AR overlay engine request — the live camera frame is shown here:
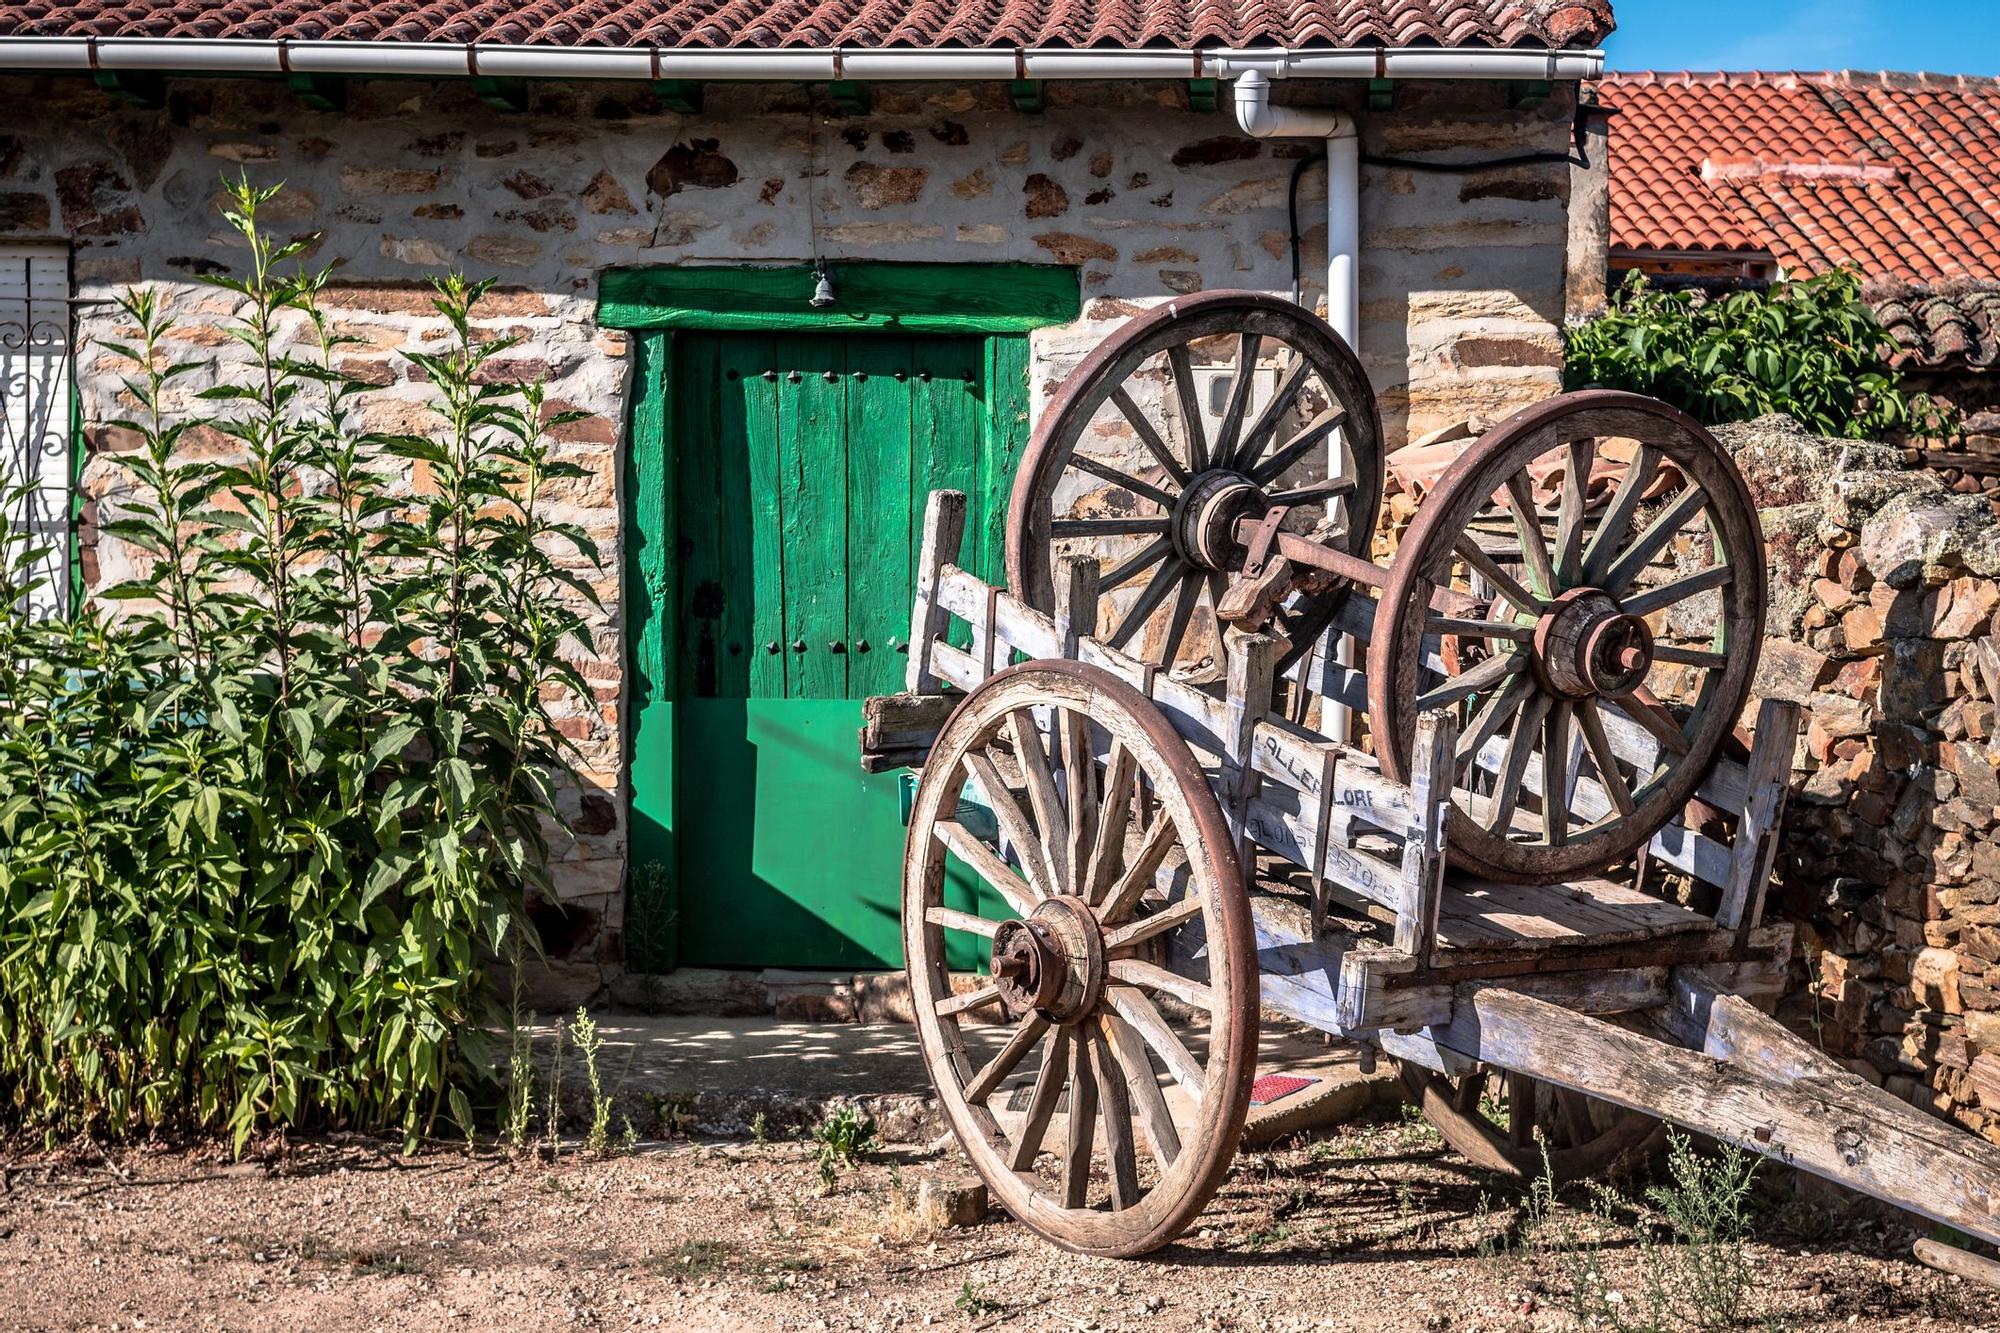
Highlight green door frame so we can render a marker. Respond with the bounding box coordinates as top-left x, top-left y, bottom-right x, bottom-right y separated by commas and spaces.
599, 262, 1080, 972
